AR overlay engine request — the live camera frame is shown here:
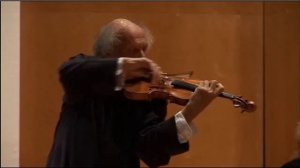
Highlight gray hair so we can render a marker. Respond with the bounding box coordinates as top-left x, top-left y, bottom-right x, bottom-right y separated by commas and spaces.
93, 21, 154, 57
141, 25, 154, 51
93, 24, 122, 57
